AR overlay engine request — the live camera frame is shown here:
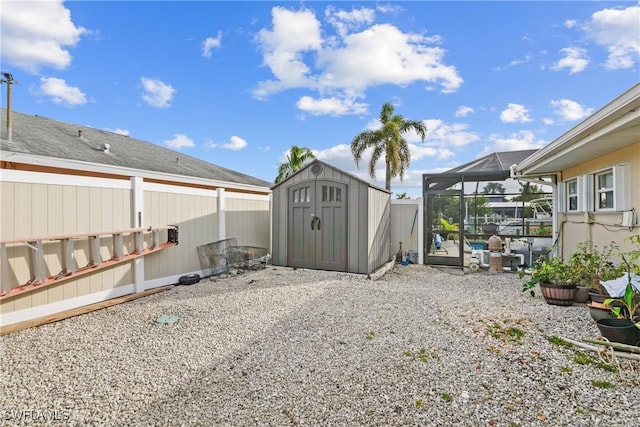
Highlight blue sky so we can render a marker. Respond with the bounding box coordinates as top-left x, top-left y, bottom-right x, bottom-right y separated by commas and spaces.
1, 1, 638, 197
